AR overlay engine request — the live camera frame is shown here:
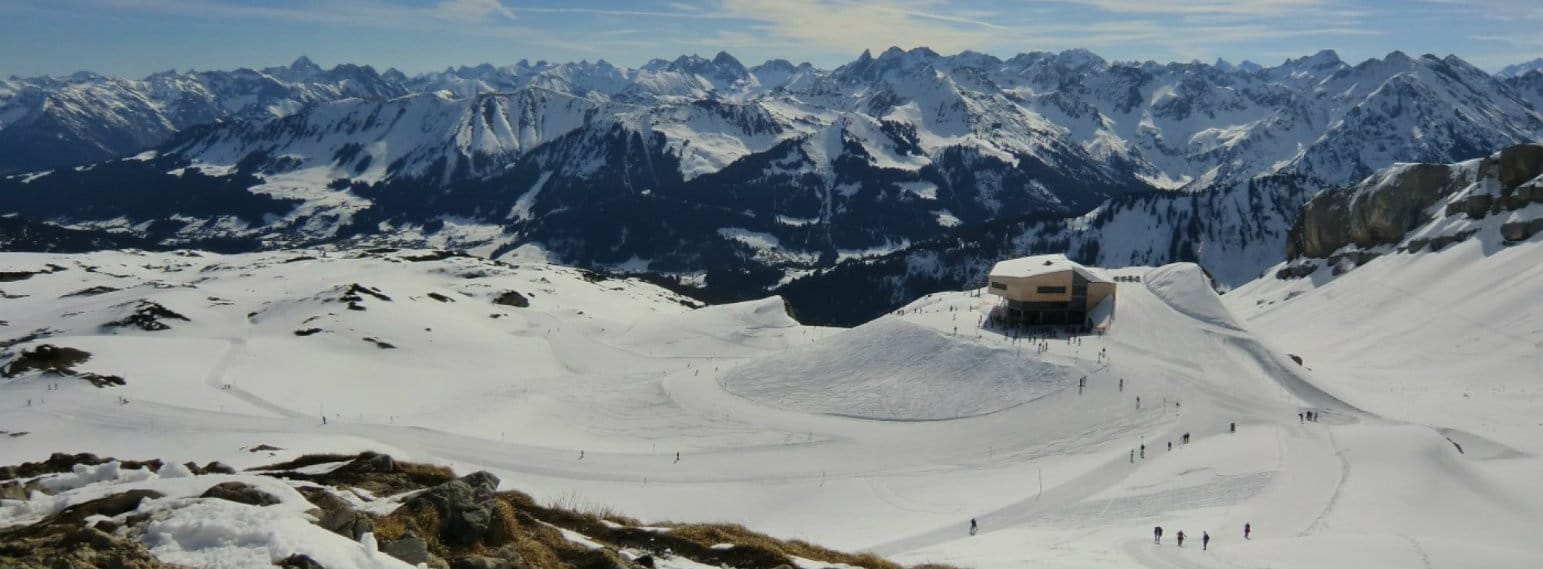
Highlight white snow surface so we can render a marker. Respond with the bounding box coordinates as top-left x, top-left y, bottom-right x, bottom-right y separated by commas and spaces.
1, 248, 1541, 569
